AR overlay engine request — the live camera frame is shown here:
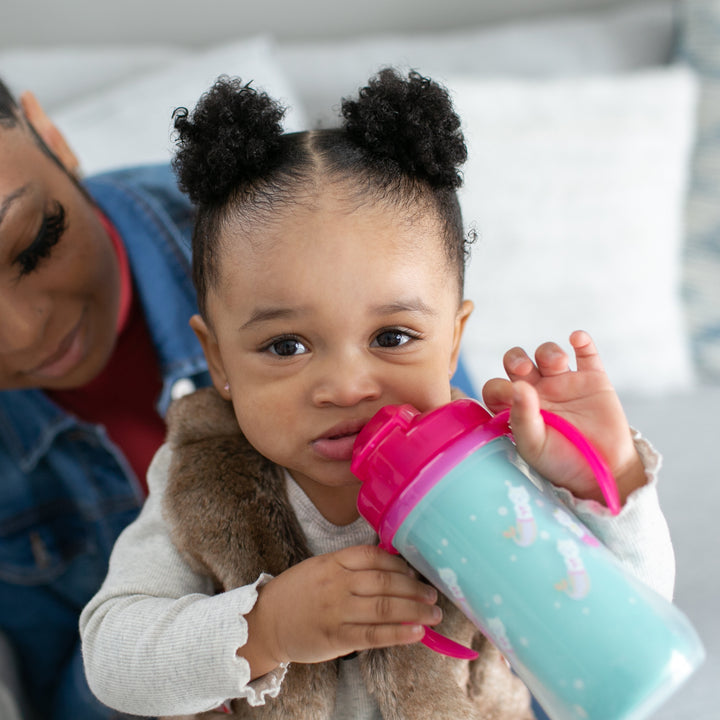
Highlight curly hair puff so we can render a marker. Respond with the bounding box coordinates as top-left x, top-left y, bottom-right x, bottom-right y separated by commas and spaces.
342, 68, 466, 190
172, 69, 471, 317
